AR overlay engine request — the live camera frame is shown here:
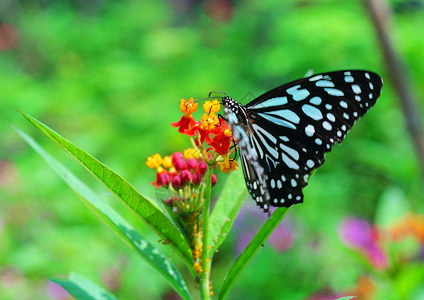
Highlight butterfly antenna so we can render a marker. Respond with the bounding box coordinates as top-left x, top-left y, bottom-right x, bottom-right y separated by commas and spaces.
187, 95, 218, 110
192, 96, 215, 102
208, 91, 229, 98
